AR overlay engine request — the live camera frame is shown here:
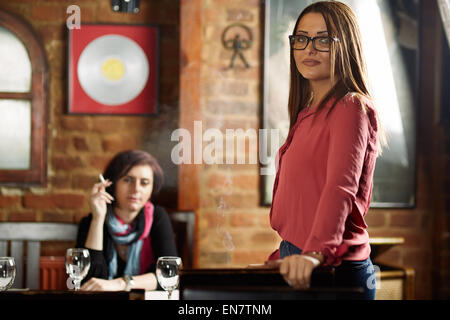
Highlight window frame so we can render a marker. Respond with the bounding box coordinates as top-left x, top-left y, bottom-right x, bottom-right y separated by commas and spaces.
0, 10, 48, 186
